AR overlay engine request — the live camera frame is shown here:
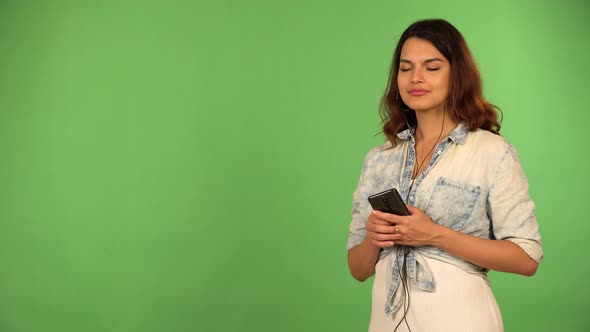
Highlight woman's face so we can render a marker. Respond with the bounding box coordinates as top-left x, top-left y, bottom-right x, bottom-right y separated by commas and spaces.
397, 37, 451, 114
